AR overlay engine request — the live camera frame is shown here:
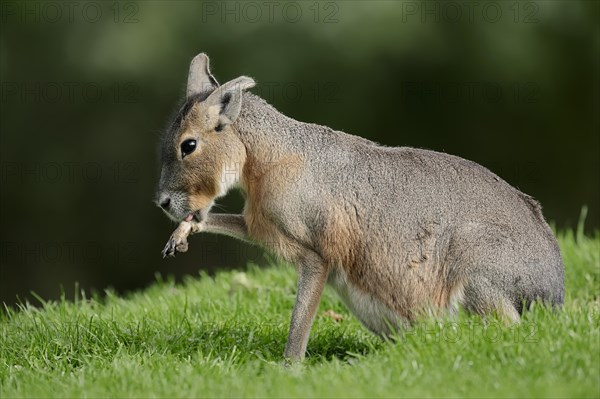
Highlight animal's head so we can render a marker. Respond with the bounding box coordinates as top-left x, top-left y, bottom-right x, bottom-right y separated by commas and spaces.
156, 53, 255, 222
